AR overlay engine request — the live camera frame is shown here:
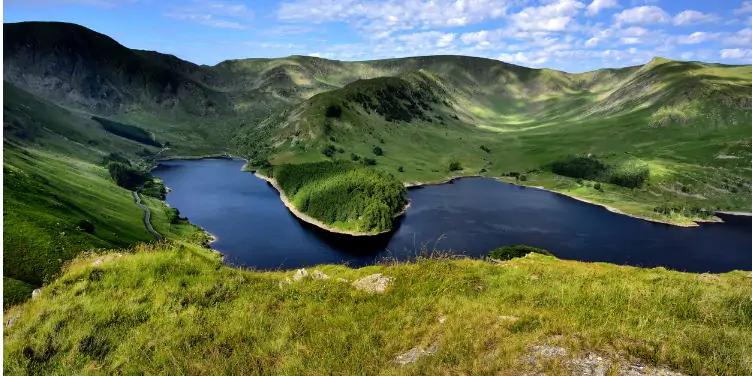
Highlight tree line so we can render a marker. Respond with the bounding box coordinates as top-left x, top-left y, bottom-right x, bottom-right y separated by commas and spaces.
551, 155, 650, 189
